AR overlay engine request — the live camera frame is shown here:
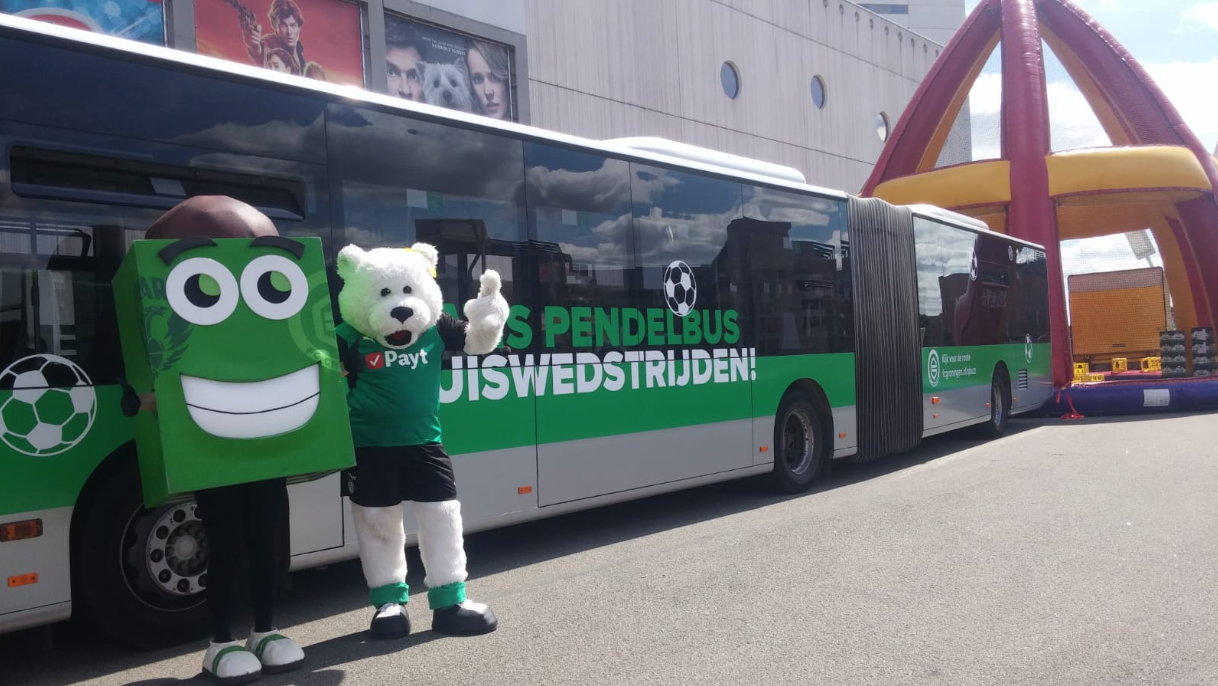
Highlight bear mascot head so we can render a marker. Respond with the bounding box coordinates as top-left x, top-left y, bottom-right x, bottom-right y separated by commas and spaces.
335, 242, 445, 350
